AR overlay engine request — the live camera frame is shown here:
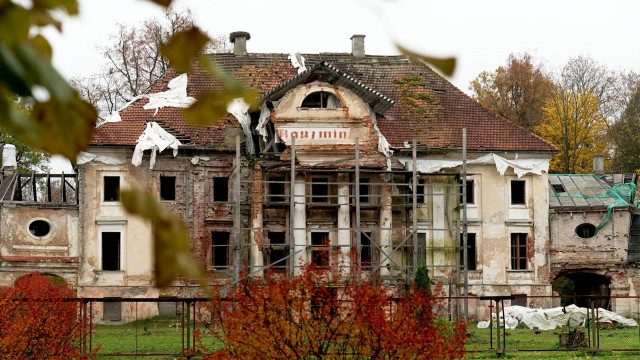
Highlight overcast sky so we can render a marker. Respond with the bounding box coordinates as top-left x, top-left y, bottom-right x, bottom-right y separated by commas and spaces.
44, 0, 640, 170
